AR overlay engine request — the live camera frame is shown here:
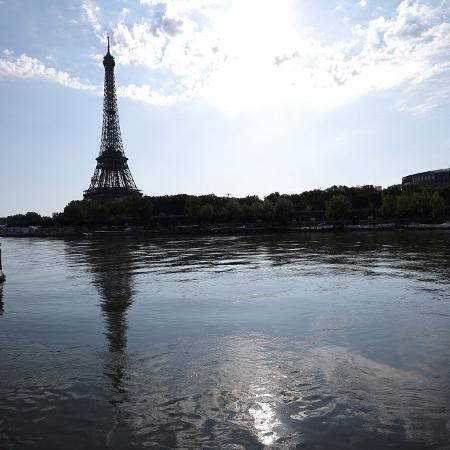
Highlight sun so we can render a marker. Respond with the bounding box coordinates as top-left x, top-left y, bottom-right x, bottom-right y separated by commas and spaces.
204, 0, 299, 111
